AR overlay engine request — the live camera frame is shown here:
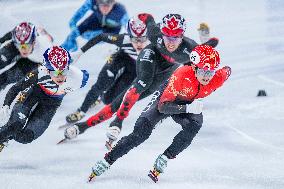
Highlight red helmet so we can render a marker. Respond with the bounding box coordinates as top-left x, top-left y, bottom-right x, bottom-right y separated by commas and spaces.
127, 16, 147, 38
12, 22, 36, 45
160, 14, 186, 37
43, 46, 71, 71
190, 45, 220, 71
